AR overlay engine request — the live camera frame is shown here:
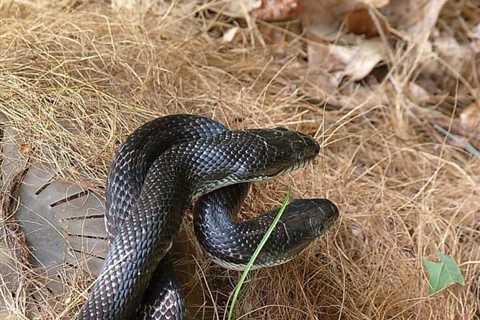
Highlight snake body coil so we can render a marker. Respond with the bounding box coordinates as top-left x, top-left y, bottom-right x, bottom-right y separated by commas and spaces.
78, 115, 338, 320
